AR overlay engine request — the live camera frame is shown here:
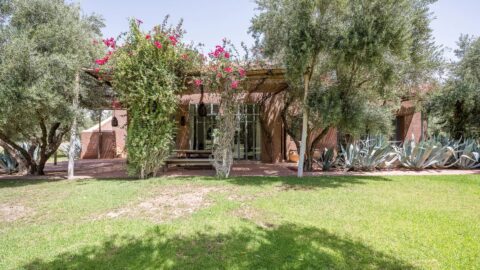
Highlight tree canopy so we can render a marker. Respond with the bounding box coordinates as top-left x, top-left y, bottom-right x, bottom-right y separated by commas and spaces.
0, 0, 104, 174
101, 18, 201, 178
250, 0, 440, 172
428, 35, 480, 139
